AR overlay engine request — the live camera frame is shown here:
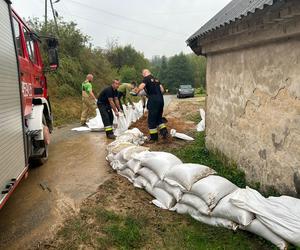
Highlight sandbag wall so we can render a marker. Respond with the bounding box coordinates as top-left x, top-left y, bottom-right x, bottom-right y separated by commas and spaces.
106, 130, 300, 250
